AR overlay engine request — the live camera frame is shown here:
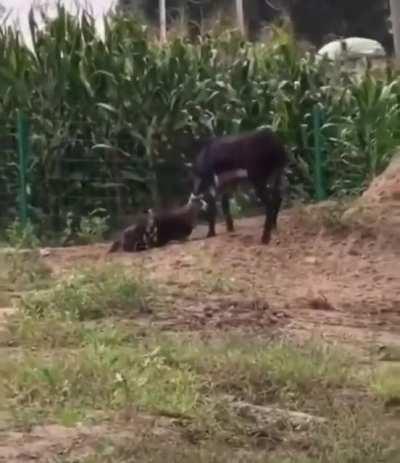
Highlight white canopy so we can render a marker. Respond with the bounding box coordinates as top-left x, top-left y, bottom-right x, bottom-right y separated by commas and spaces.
317, 37, 386, 61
